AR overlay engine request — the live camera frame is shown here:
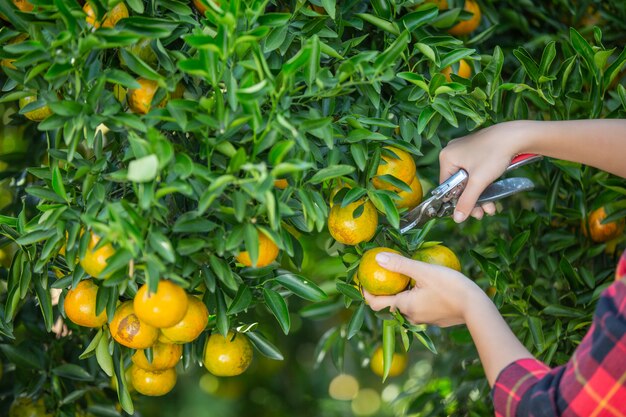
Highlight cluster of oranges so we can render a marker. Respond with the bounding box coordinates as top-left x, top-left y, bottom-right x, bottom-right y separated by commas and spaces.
61, 230, 258, 397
